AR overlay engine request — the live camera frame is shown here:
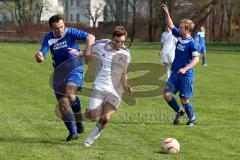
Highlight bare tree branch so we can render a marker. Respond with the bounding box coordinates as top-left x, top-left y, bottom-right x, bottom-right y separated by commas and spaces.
81, 3, 105, 30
